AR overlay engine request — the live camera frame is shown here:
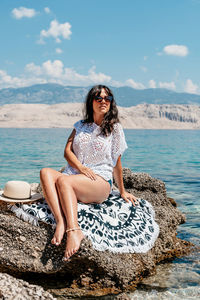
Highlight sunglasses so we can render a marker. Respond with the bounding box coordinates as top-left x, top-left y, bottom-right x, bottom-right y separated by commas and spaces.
94, 96, 113, 103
